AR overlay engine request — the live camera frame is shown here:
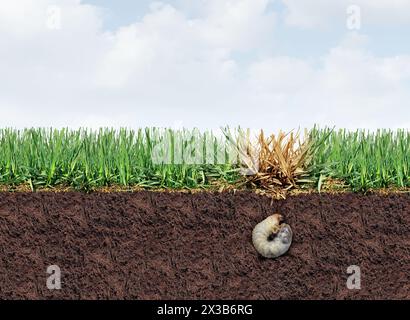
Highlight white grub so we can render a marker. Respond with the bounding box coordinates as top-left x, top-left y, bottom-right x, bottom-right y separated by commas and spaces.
252, 214, 292, 258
